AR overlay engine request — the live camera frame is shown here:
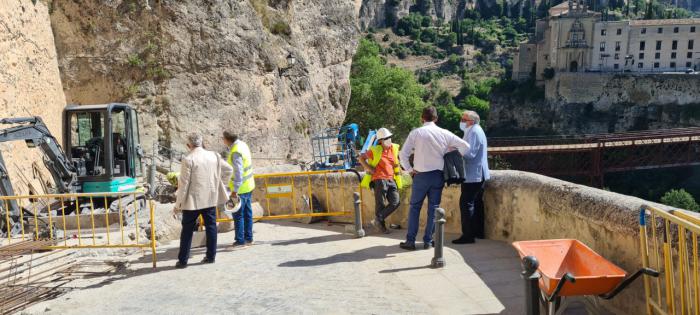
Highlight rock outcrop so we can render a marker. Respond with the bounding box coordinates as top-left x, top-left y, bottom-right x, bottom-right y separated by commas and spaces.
0, 1, 67, 195
50, 0, 359, 163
